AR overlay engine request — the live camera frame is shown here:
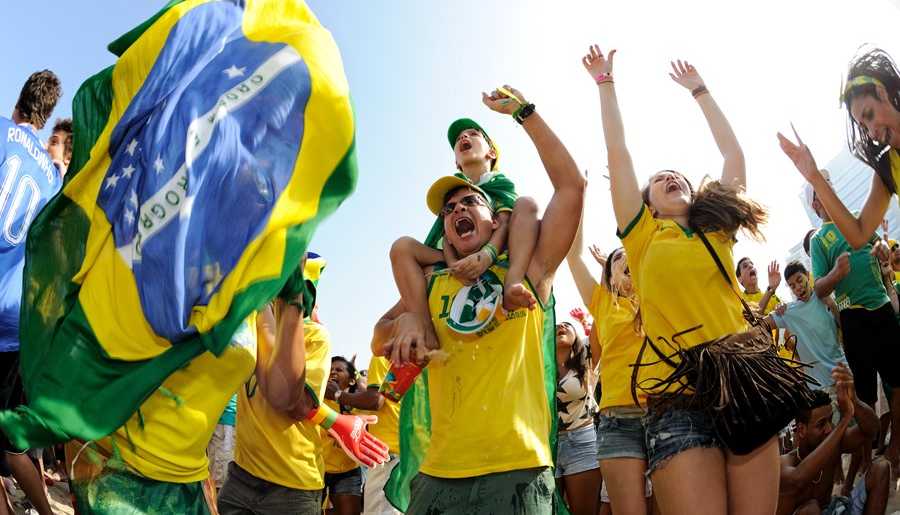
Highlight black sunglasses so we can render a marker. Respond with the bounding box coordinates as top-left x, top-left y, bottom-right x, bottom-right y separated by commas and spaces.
441, 194, 486, 216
